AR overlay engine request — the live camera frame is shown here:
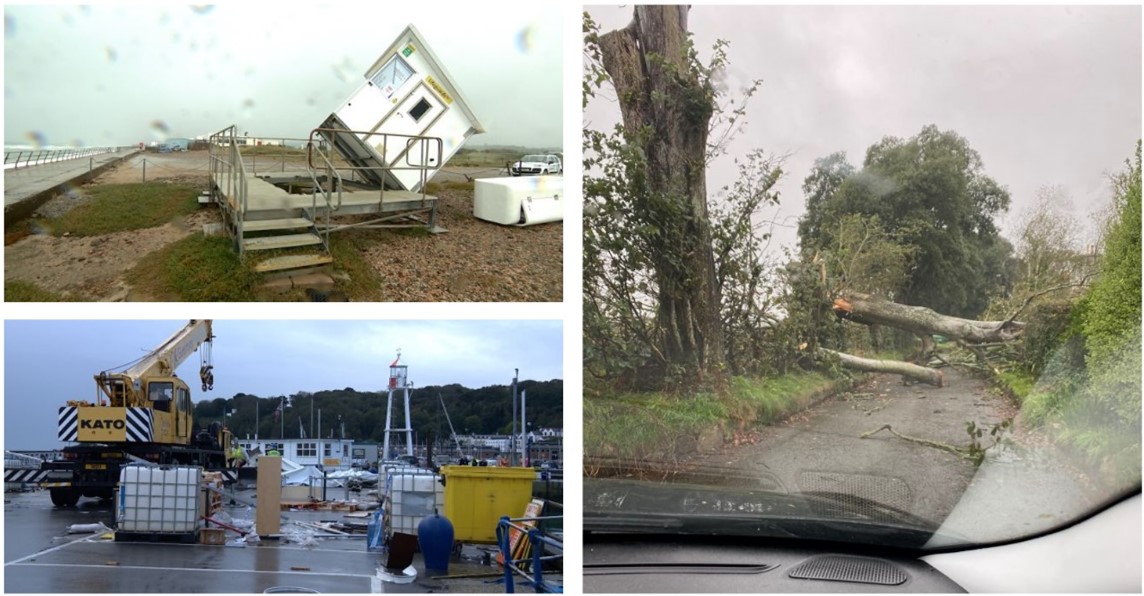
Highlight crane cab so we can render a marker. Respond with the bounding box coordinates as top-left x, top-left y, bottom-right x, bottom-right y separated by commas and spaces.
142, 376, 193, 444
73, 374, 194, 445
